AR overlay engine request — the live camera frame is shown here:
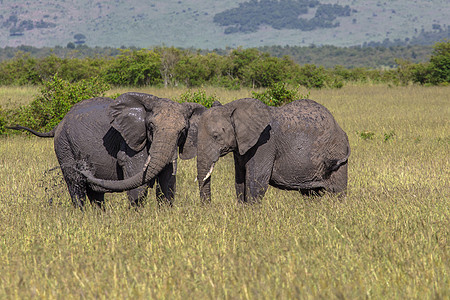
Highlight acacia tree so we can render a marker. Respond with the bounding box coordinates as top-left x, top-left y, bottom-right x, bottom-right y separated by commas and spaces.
74, 33, 86, 44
